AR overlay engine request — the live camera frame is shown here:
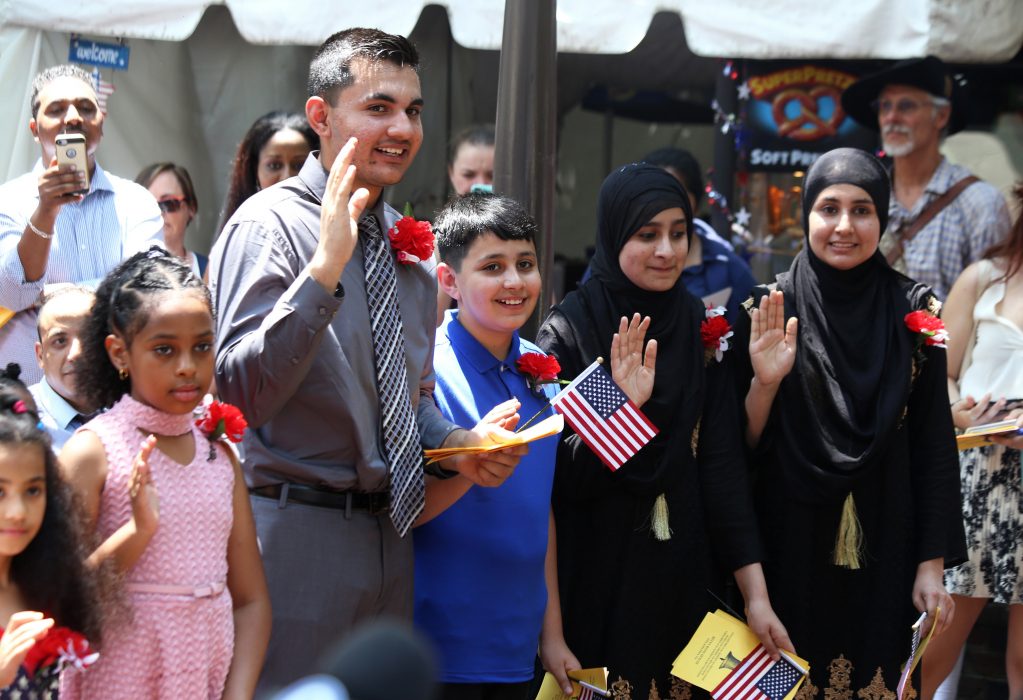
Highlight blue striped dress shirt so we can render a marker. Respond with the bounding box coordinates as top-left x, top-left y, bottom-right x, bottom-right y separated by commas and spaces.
0, 161, 164, 384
